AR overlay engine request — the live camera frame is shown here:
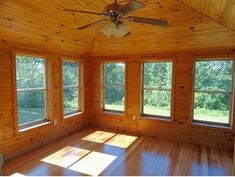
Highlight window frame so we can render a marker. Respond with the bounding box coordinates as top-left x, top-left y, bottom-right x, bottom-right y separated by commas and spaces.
141, 60, 174, 120
192, 58, 235, 127
13, 52, 49, 131
101, 61, 126, 114
62, 58, 82, 118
